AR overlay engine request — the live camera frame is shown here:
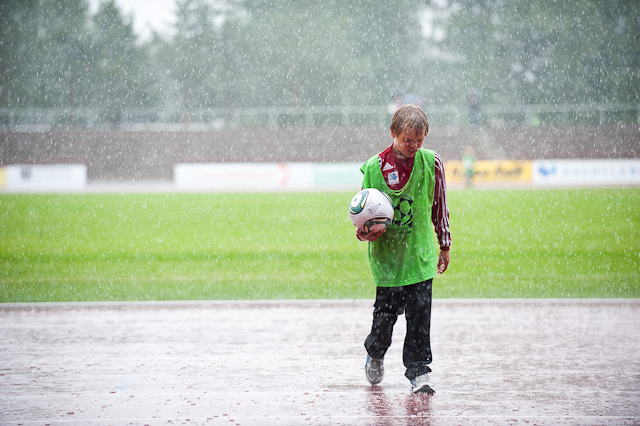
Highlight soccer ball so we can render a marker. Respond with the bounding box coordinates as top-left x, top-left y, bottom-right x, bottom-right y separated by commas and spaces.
349, 188, 394, 234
